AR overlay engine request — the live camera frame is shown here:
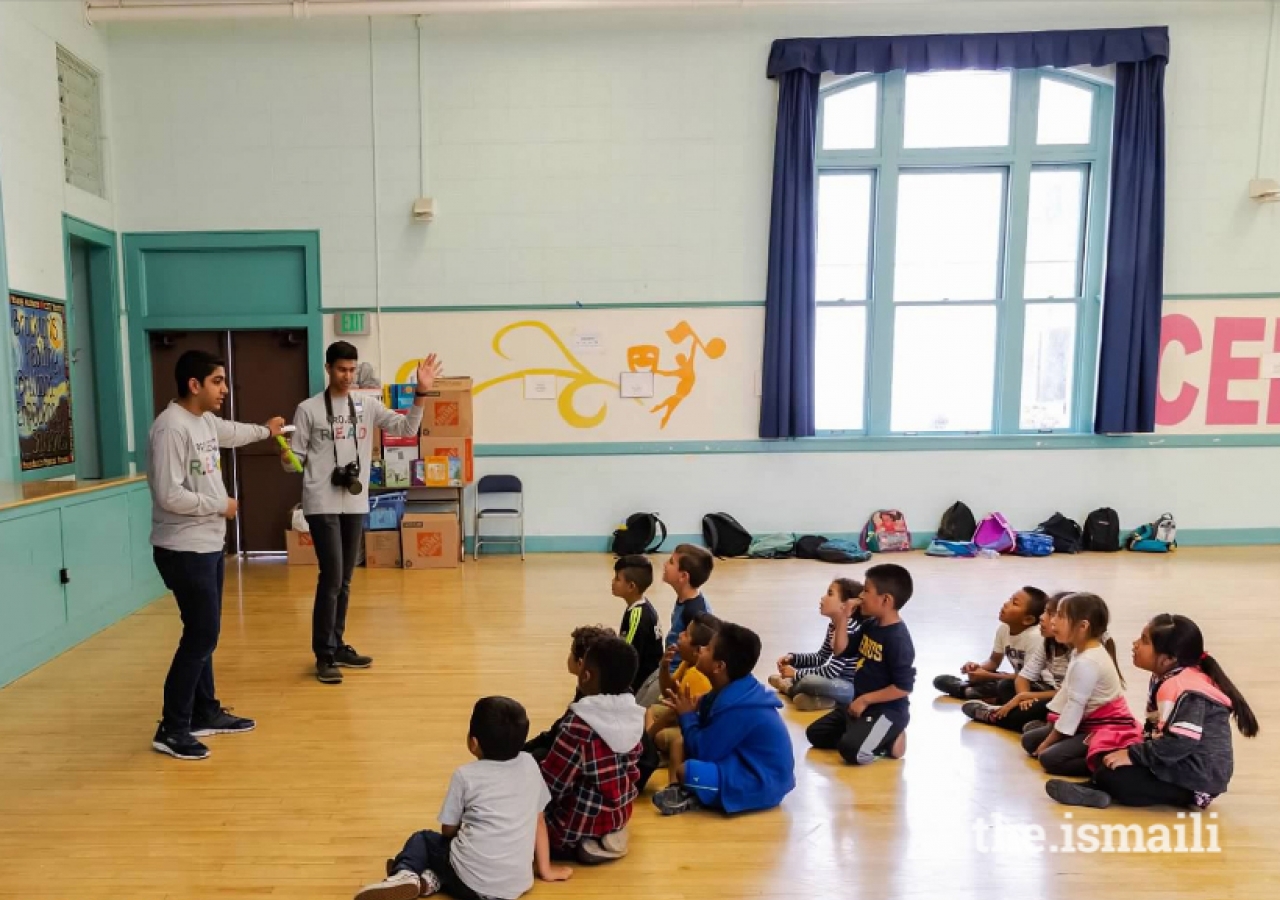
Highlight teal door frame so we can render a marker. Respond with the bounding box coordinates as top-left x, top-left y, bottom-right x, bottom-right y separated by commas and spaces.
0, 152, 17, 482
123, 230, 324, 466
63, 215, 129, 479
